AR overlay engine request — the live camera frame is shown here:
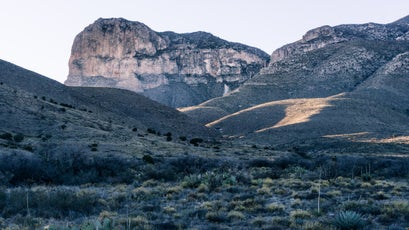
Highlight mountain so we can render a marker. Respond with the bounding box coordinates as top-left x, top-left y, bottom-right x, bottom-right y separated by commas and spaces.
0, 59, 212, 158
181, 16, 409, 152
65, 18, 269, 107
